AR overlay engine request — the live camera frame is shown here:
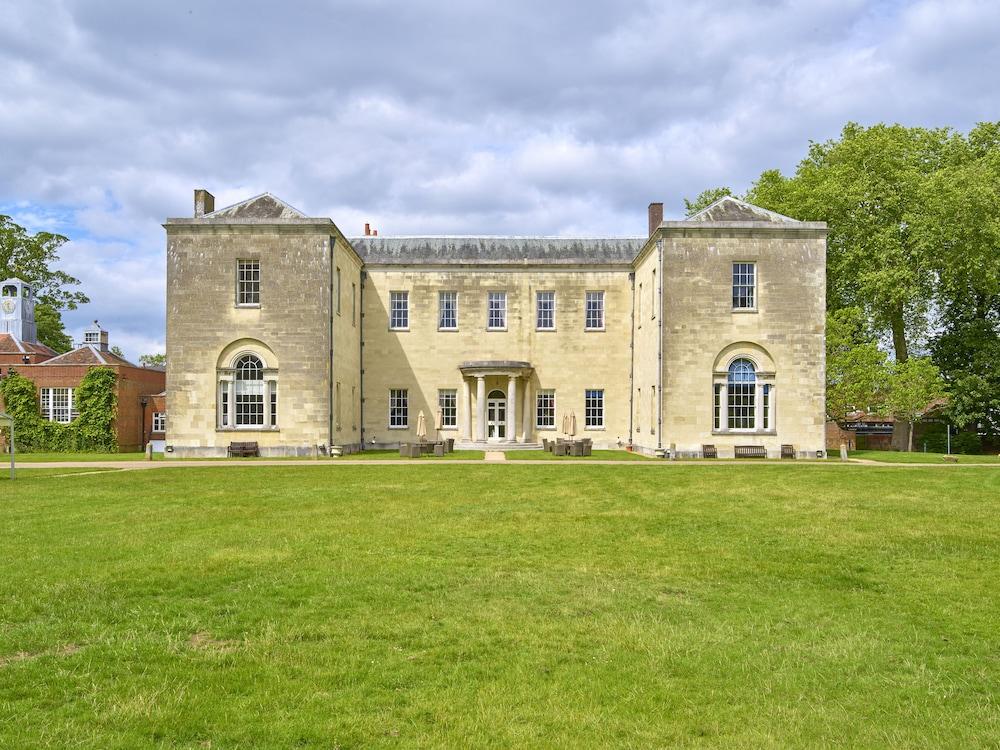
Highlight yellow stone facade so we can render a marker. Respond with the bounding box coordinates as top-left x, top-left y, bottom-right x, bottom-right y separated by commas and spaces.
164, 193, 827, 458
